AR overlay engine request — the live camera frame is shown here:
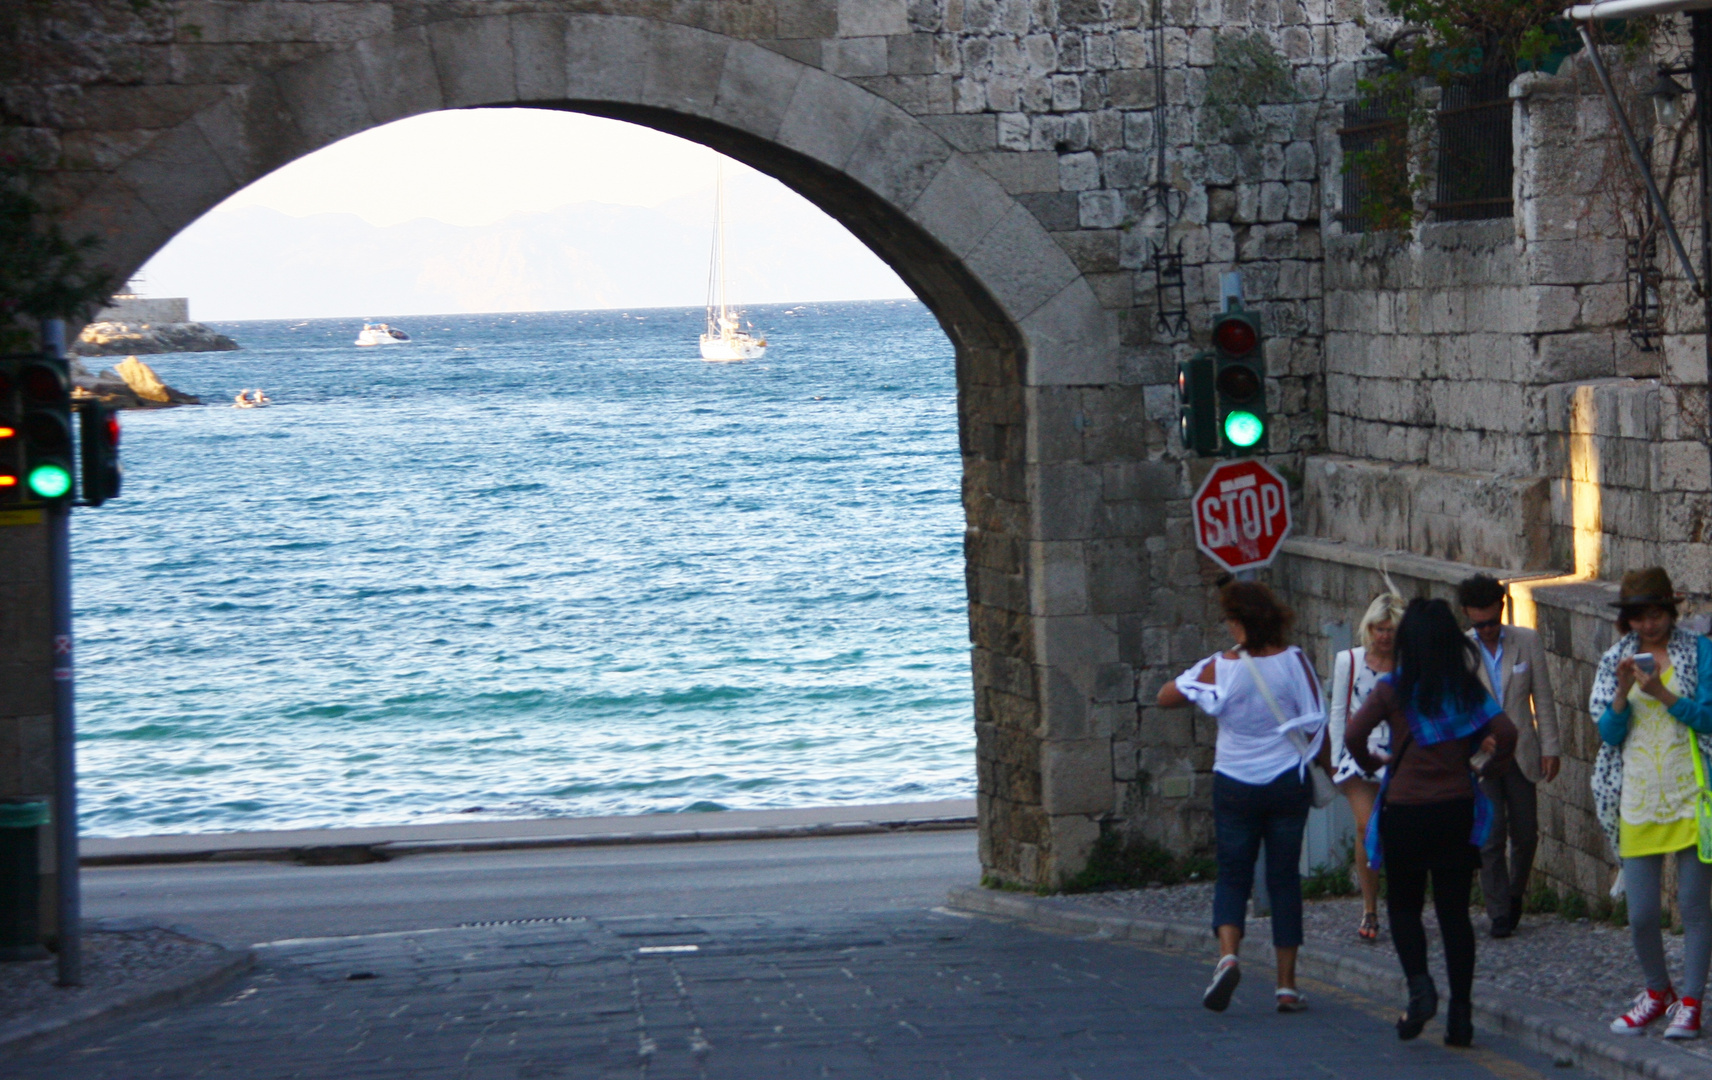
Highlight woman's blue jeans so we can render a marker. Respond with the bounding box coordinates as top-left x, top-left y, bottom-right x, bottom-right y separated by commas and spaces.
1211, 768, 1311, 948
